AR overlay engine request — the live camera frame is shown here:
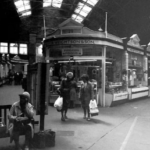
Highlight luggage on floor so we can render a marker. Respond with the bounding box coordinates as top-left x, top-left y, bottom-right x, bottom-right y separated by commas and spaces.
31, 129, 55, 148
